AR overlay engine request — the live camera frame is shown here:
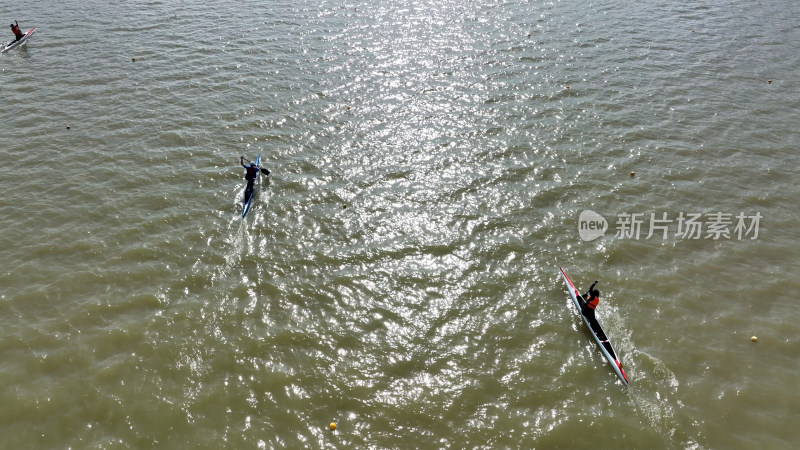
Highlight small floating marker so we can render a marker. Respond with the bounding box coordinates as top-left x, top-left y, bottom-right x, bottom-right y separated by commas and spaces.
566, 85, 570, 89
342, 204, 347, 209
66, 124, 71, 130
630, 171, 635, 177
767, 80, 772, 84
346, 106, 351, 110
131, 57, 136, 62
751, 336, 758, 342
329, 422, 336, 431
